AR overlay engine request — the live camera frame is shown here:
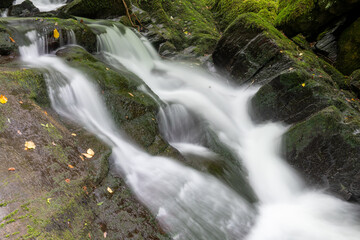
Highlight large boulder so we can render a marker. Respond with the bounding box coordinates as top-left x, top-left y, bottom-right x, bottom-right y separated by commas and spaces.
336, 17, 360, 75
275, 0, 360, 39
9, 0, 40, 17
0, 67, 167, 238
61, 0, 130, 19
284, 106, 360, 201
213, 12, 360, 201
209, 0, 278, 30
